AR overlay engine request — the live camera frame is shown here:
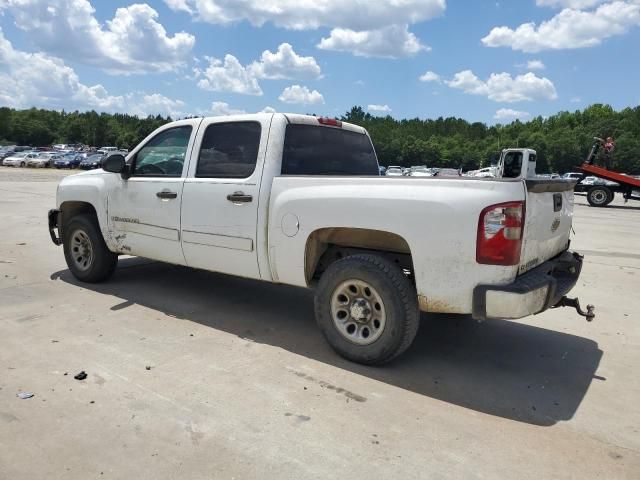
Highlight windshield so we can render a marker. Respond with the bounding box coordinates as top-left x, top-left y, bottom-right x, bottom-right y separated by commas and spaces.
282, 124, 379, 176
